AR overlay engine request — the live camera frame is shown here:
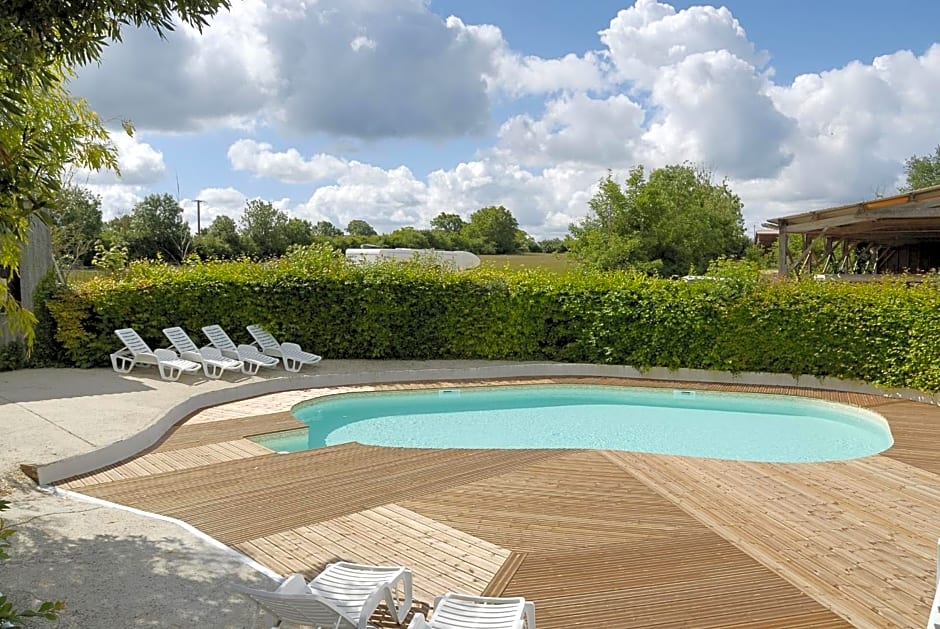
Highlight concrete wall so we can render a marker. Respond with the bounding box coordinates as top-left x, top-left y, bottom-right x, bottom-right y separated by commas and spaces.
20, 215, 52, 311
